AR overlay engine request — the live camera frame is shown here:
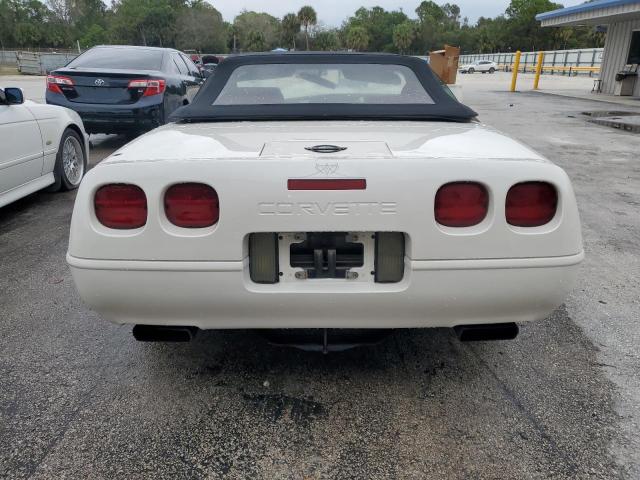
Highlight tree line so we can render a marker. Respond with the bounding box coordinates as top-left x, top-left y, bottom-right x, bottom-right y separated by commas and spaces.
0, 0, 605, 54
